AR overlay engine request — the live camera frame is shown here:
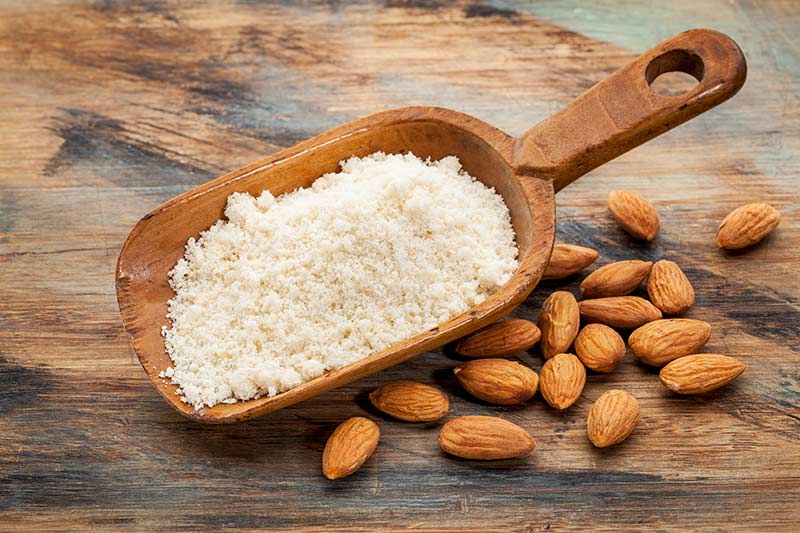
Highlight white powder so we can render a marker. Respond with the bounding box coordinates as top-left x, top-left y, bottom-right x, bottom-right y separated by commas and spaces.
163, 152, 518, 409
